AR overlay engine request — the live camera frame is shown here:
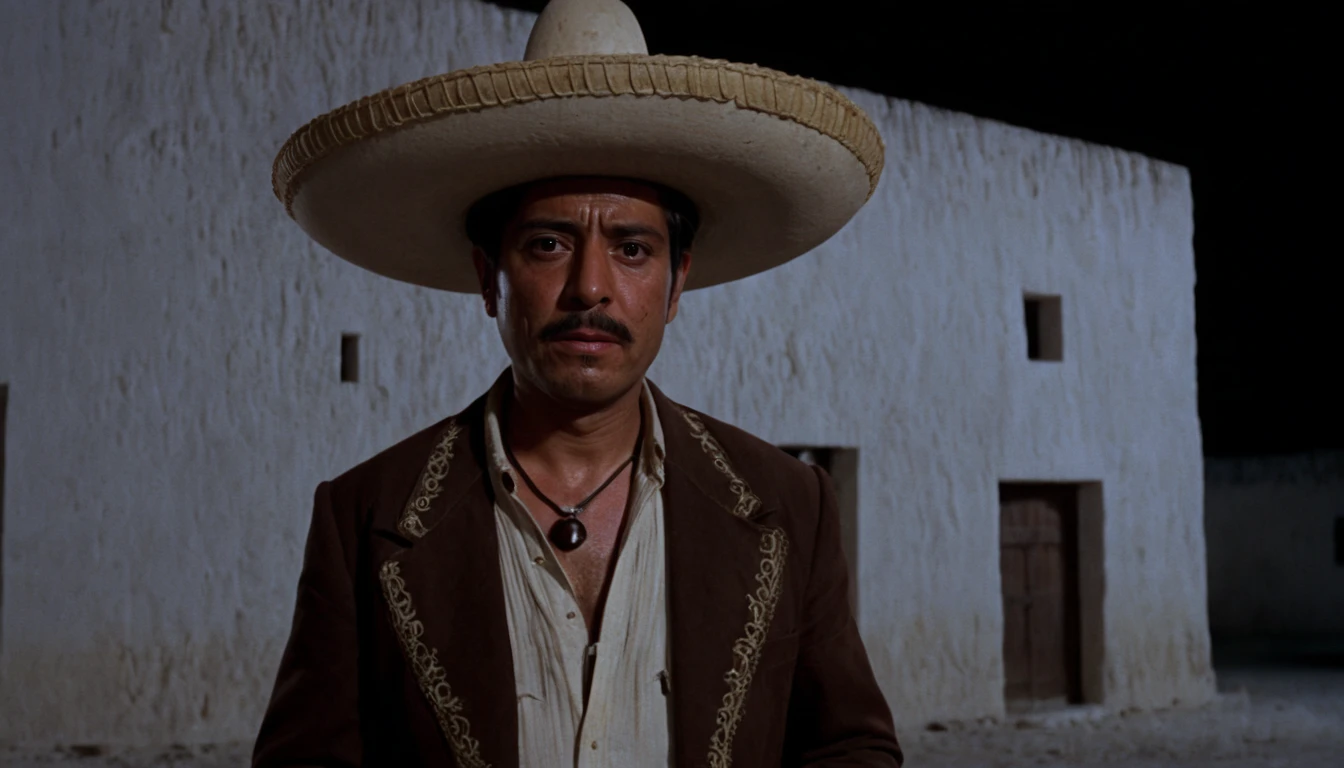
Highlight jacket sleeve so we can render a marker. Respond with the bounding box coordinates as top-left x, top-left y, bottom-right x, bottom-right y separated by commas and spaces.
253, 481, 364, 767
782, 465, 903, 767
